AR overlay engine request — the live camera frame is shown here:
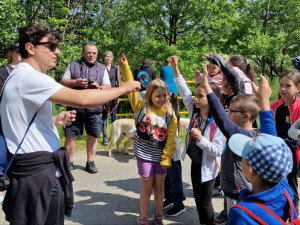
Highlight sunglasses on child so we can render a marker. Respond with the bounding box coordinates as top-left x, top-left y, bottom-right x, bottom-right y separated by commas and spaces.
33, 42, 59, 51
